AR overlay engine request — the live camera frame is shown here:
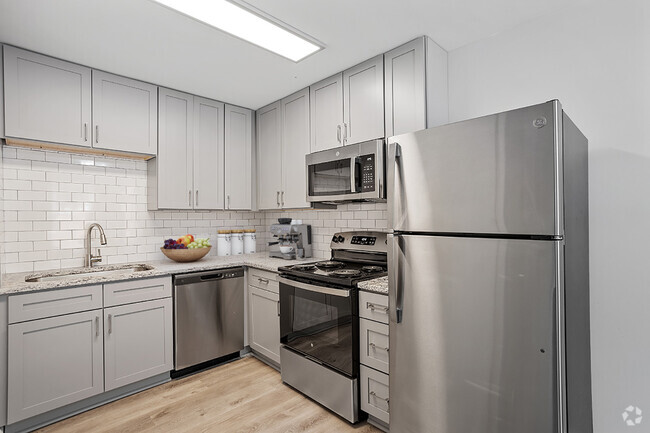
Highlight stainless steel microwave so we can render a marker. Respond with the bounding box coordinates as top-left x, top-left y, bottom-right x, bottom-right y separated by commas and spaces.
306, 139, 385, 203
